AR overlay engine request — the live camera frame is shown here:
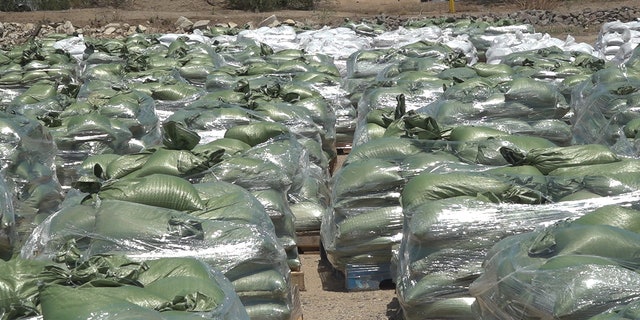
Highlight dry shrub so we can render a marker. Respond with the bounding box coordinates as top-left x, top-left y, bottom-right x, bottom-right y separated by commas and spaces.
514, 0, 560, 10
